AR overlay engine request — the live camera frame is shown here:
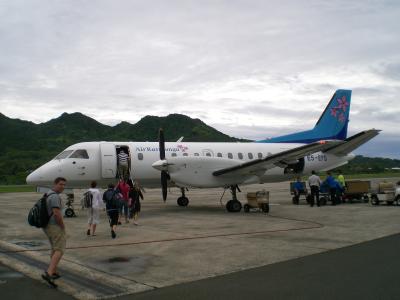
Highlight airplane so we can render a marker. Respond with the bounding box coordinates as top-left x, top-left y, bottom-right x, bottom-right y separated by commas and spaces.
26, 89, 380, 212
